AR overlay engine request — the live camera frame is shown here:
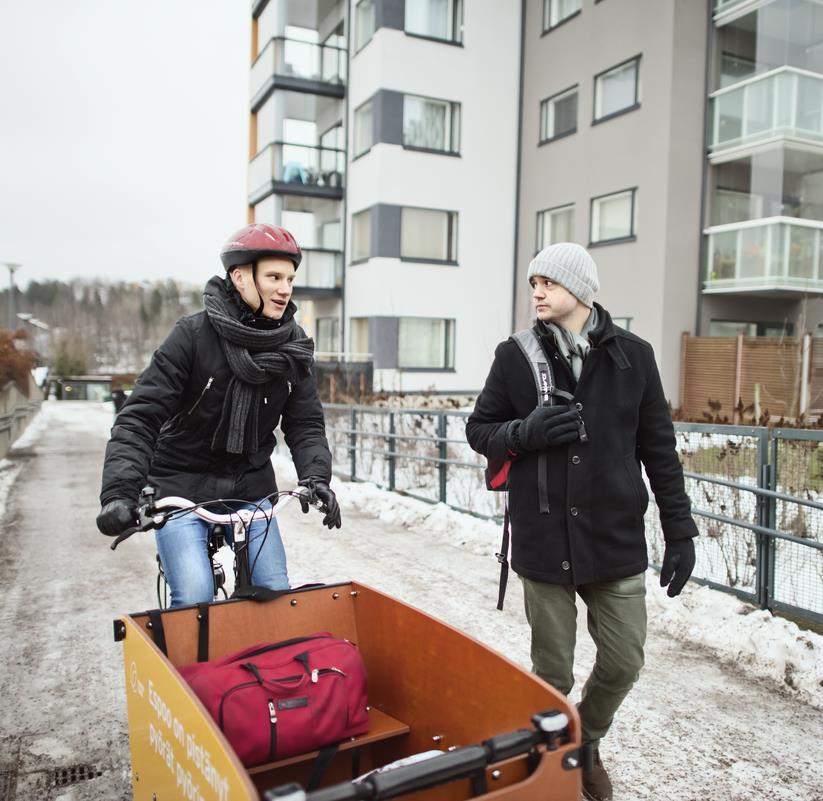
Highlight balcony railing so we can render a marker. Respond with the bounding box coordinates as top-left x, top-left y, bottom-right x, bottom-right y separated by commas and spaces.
710, 66, 823, 154
251, 37, 346, 101
713, 0, 757, 15
294, 248, 343, 291
705, 217, 823, 294
249, 142, 345, 201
